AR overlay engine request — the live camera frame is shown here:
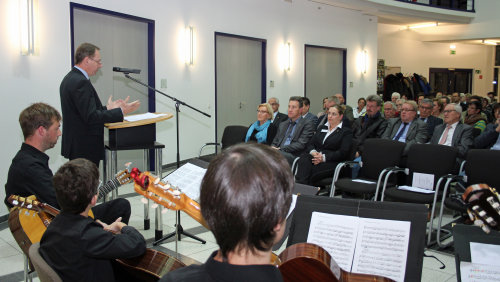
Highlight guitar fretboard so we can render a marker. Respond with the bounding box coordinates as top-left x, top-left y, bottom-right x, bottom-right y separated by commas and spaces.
97, 178, 122, 200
